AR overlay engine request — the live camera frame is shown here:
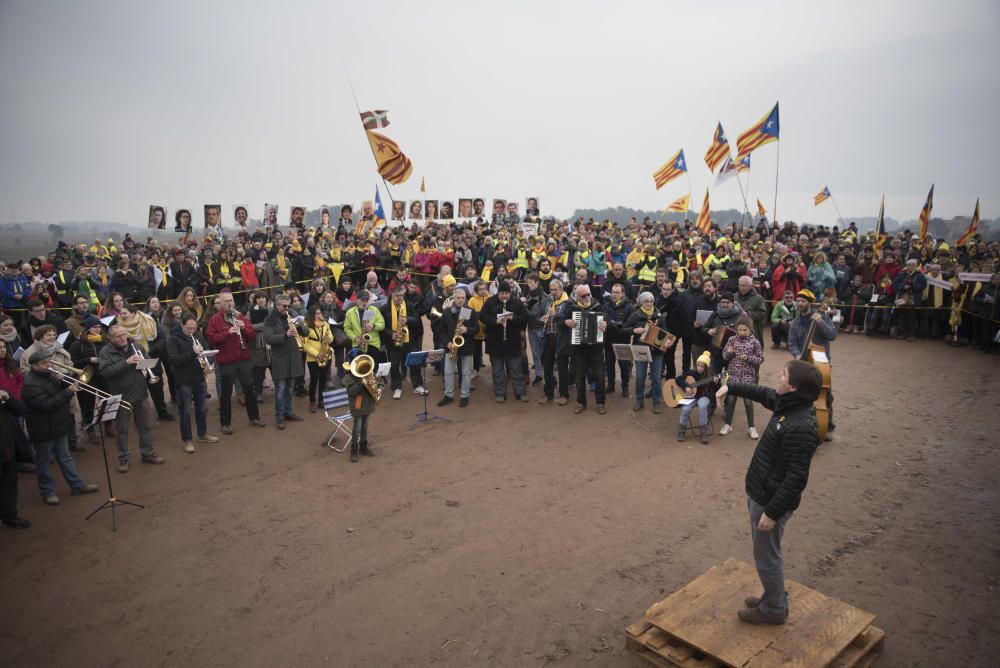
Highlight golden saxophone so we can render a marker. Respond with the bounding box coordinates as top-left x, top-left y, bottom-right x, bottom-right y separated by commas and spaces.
316, 325, 332, 368
448, 309, 465, 359
392, 302, 408, 345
